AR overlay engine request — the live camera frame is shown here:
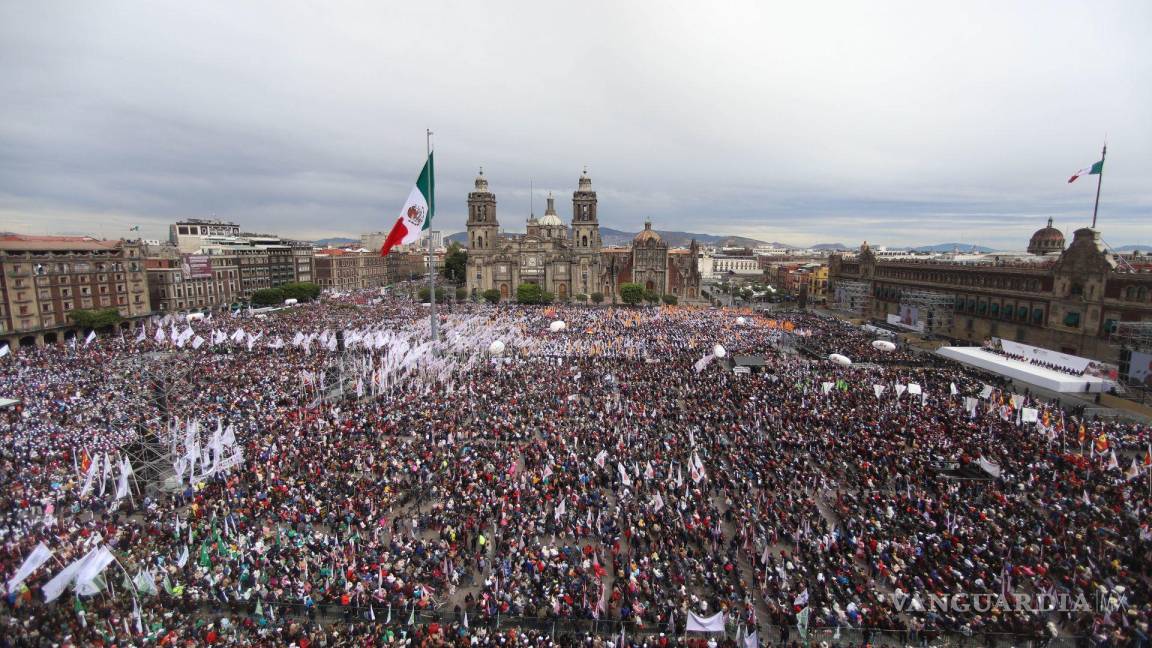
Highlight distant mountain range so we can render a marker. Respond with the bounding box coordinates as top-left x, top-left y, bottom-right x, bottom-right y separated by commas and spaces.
446, 228, 770, 248
441, 231, 1143, 254
910, 243, 999, 253
312, 237, 359, 247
